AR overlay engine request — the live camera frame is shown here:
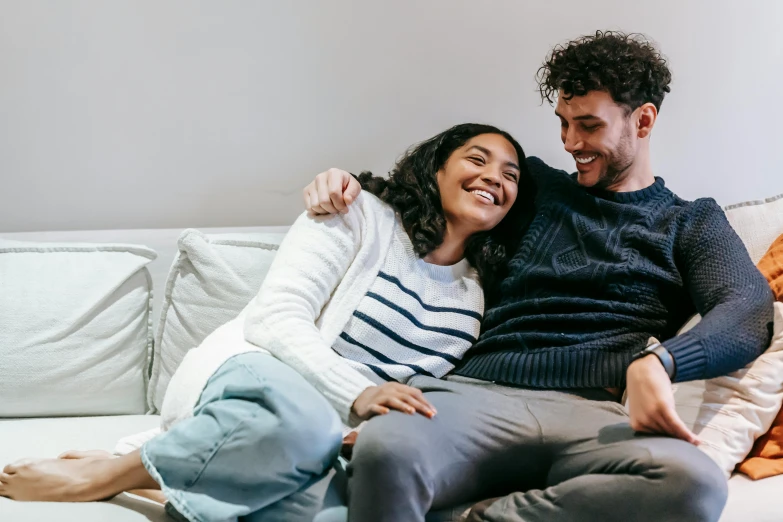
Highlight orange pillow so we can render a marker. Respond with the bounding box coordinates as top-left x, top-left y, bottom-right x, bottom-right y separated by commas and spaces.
737, 233, 783, 480
758, 233, 783, 301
